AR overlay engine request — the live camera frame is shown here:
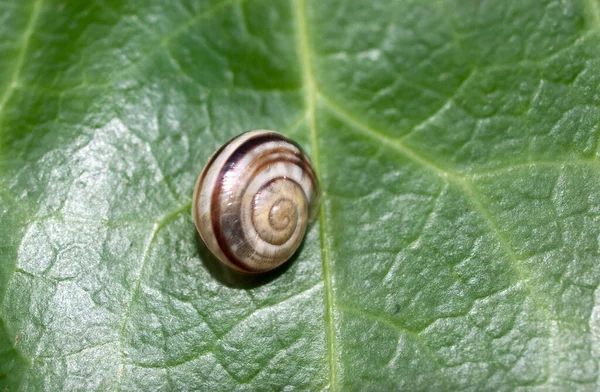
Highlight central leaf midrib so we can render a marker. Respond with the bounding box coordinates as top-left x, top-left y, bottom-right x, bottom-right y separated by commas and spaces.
292, 0, 339, 390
